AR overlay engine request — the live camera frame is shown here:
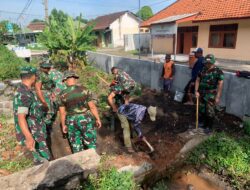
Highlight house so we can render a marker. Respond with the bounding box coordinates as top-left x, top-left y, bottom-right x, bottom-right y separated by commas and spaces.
14, 22, 46, 46
142, 0, 250, 61
27, 22, 46, 33
92, 11, 141, 48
